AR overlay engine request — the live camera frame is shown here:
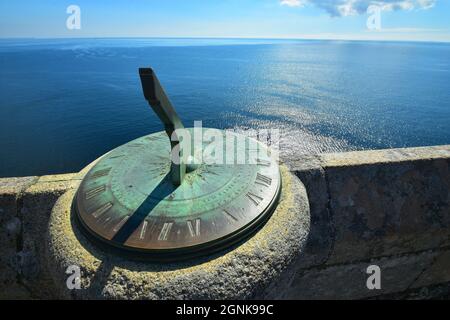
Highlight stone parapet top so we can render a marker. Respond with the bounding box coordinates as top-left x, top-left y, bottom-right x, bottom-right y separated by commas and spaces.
322, 145, 450, 167
284, 145, 450, 171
